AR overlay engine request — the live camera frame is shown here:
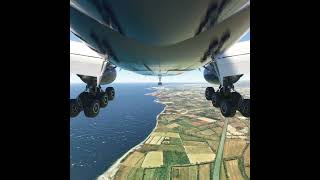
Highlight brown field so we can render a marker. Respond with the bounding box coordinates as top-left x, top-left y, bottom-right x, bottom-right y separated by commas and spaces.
114, 165, 132, 180
199, 163, 210, 180
172, 165, 197, 180
187, 154, 215, 164
184, 146, 213, 154
223, 139, 247, 158
220, 162, 227, 180
245, 167, 250, 178
122, 151, 145, 167
184, 145, 215, 164
225, 160, 244, 180
191, 120, 208, 126
167, 123, 180, 129
200, 129, 215, 136
141, 151, 163, 168
207, 140, 219, 152
243, 144, 250, 166
197, 117, 216, 123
